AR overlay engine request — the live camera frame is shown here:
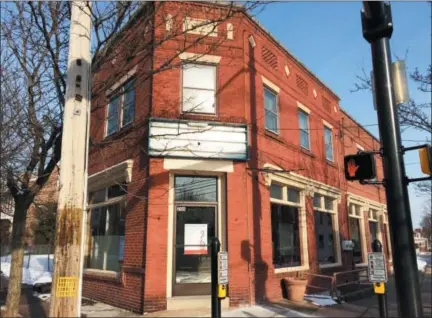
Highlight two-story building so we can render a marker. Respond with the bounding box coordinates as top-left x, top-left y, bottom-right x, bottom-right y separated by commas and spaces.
84, 1, 391, 313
